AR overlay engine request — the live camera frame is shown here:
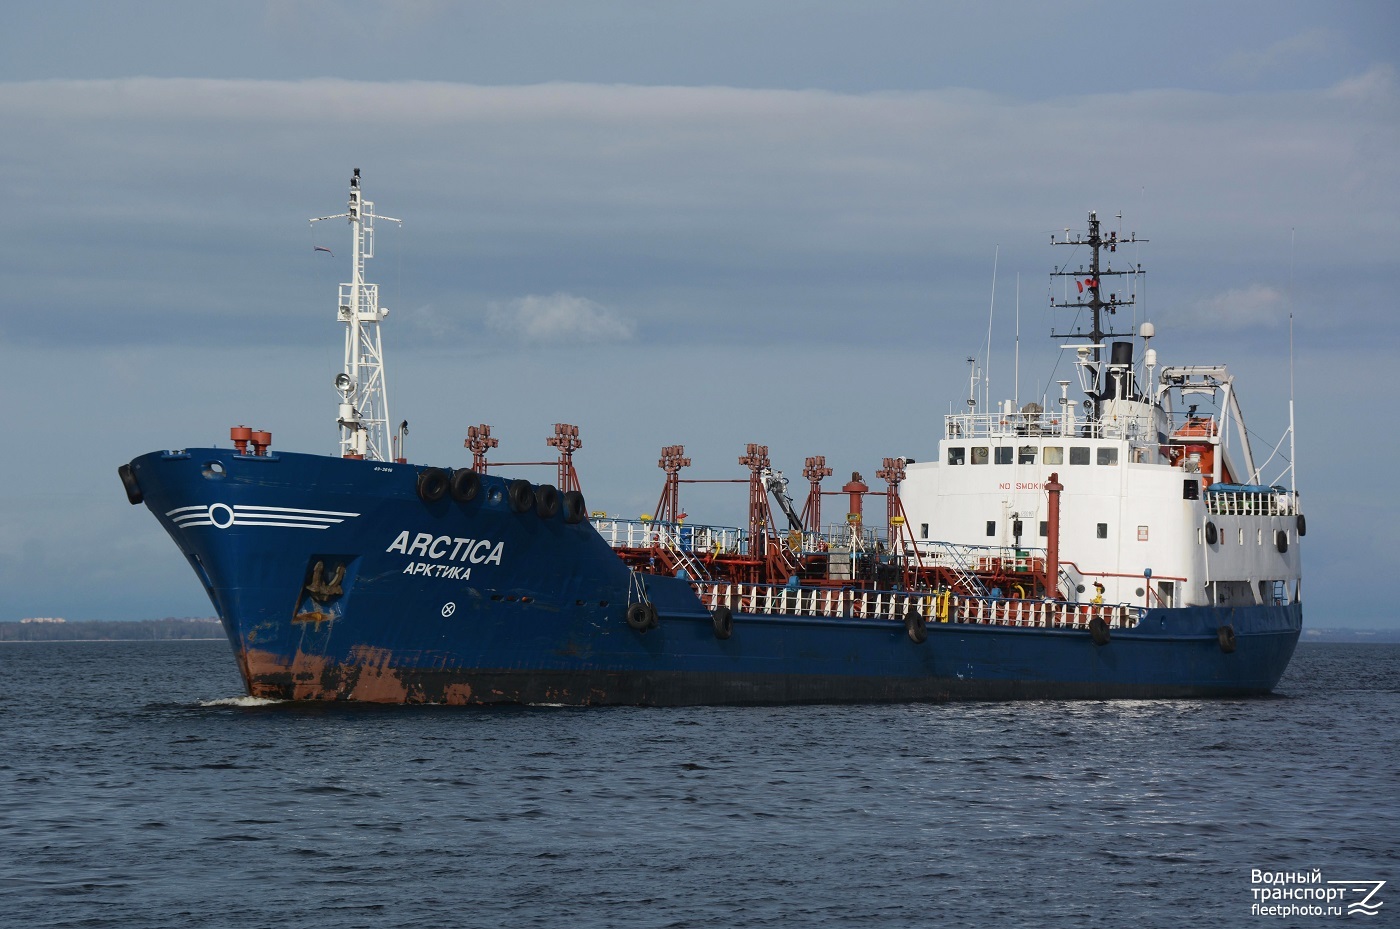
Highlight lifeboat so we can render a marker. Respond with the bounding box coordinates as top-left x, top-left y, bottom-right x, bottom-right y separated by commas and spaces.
1164, 417, 1234, 486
